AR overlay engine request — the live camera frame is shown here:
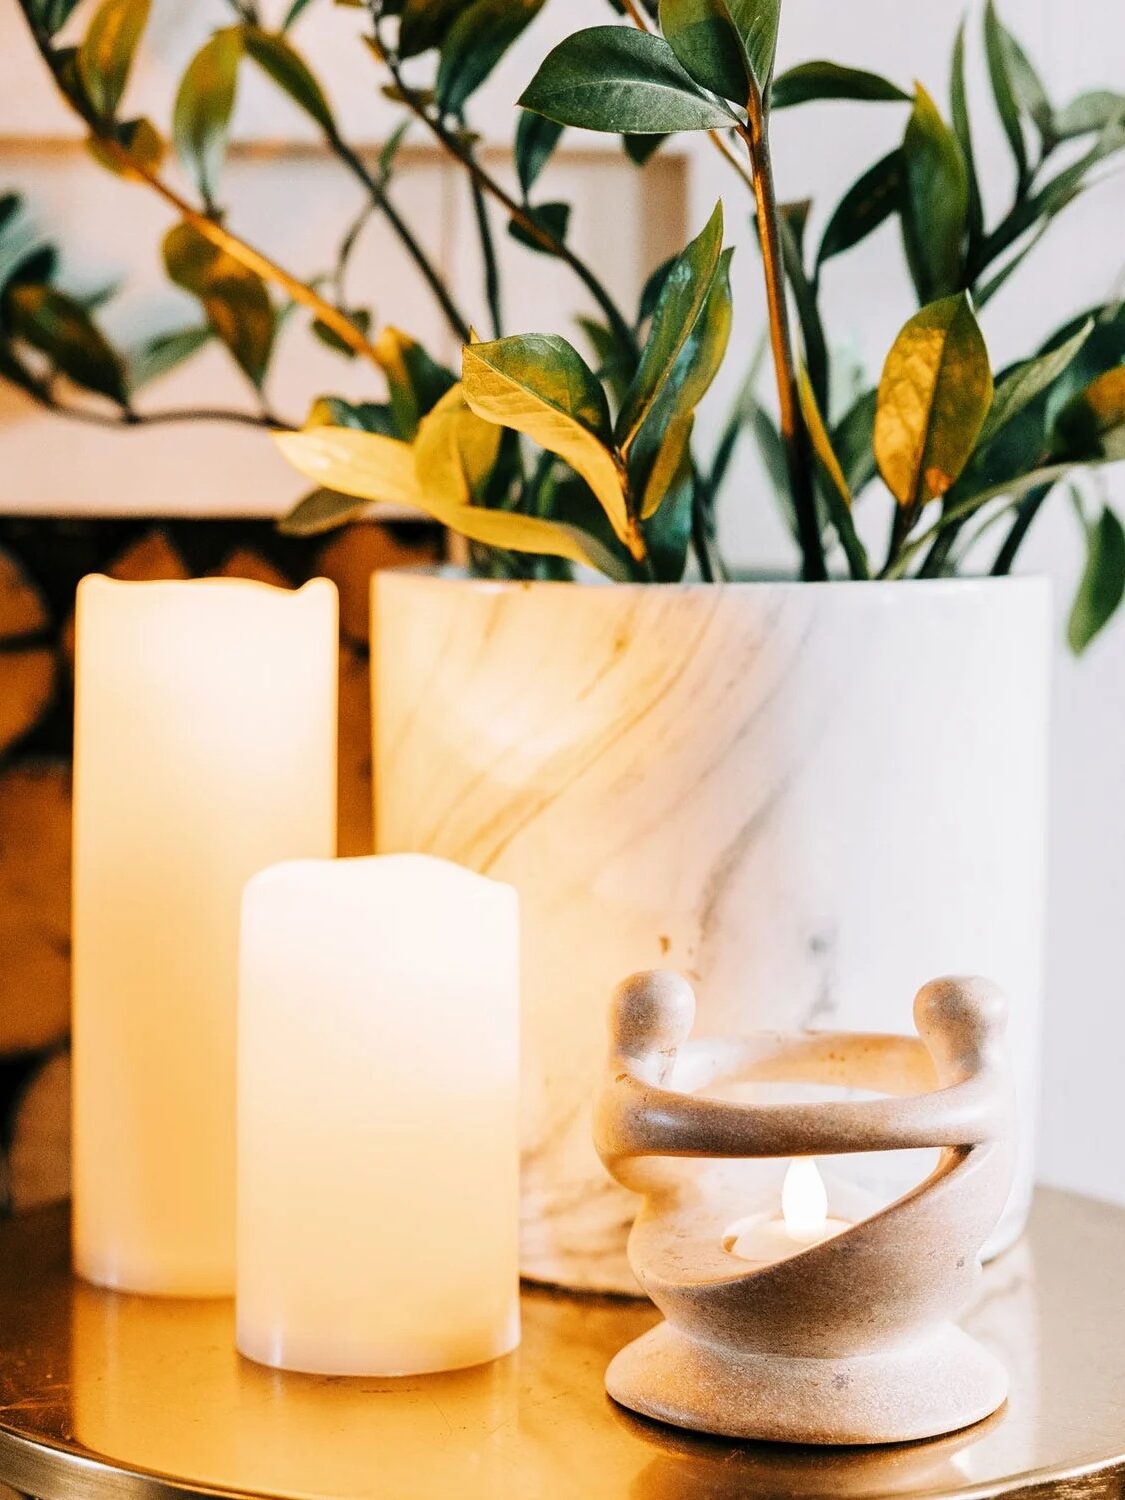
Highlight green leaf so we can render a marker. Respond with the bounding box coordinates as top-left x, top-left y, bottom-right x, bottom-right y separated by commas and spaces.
128, 324, 210, 389
8, 285, 128, 404
462, 334, 633, 548
1001, 26, 1053, 144
984, 0, 1029, 188
307, 396, 396, 434
616, 201, 723, 450
623, 133, 666, 164
816, 149, 901, 273
1068, 497, 1125, 653
78, 0, 150, 118
86, 116, 164, 177
833, 387, 878, 496
508, 201, 570, 254
659, 0, 781, 101
629, 249, 731, 566
374, 326, 456, 438
771, 61, 908, 109
281, 488, 370, 536
163, 222, 275, 389
201, 274, 275, 389
243, 27, 335, 135
518, 28, 736, 135
639, 413, 693, 520
658, 0, 747, 103
37, 0, 83, 37
778, 211, 828, 411
950, 21, 984, 259
515, 111, 563, 196
398, 0, 473, 59
874, 292, 993, 510
282, 0, 318, 28
173, 29, 242, 205
900, 84, 968, 304
1054, 368, 1125, 461
797, 367, 870, 580
1054, 91, 1125, 140
979, 119, 1125, 274
437, 0, 545, 115
977, 321, 1093, 447
312, 307, 371, 356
